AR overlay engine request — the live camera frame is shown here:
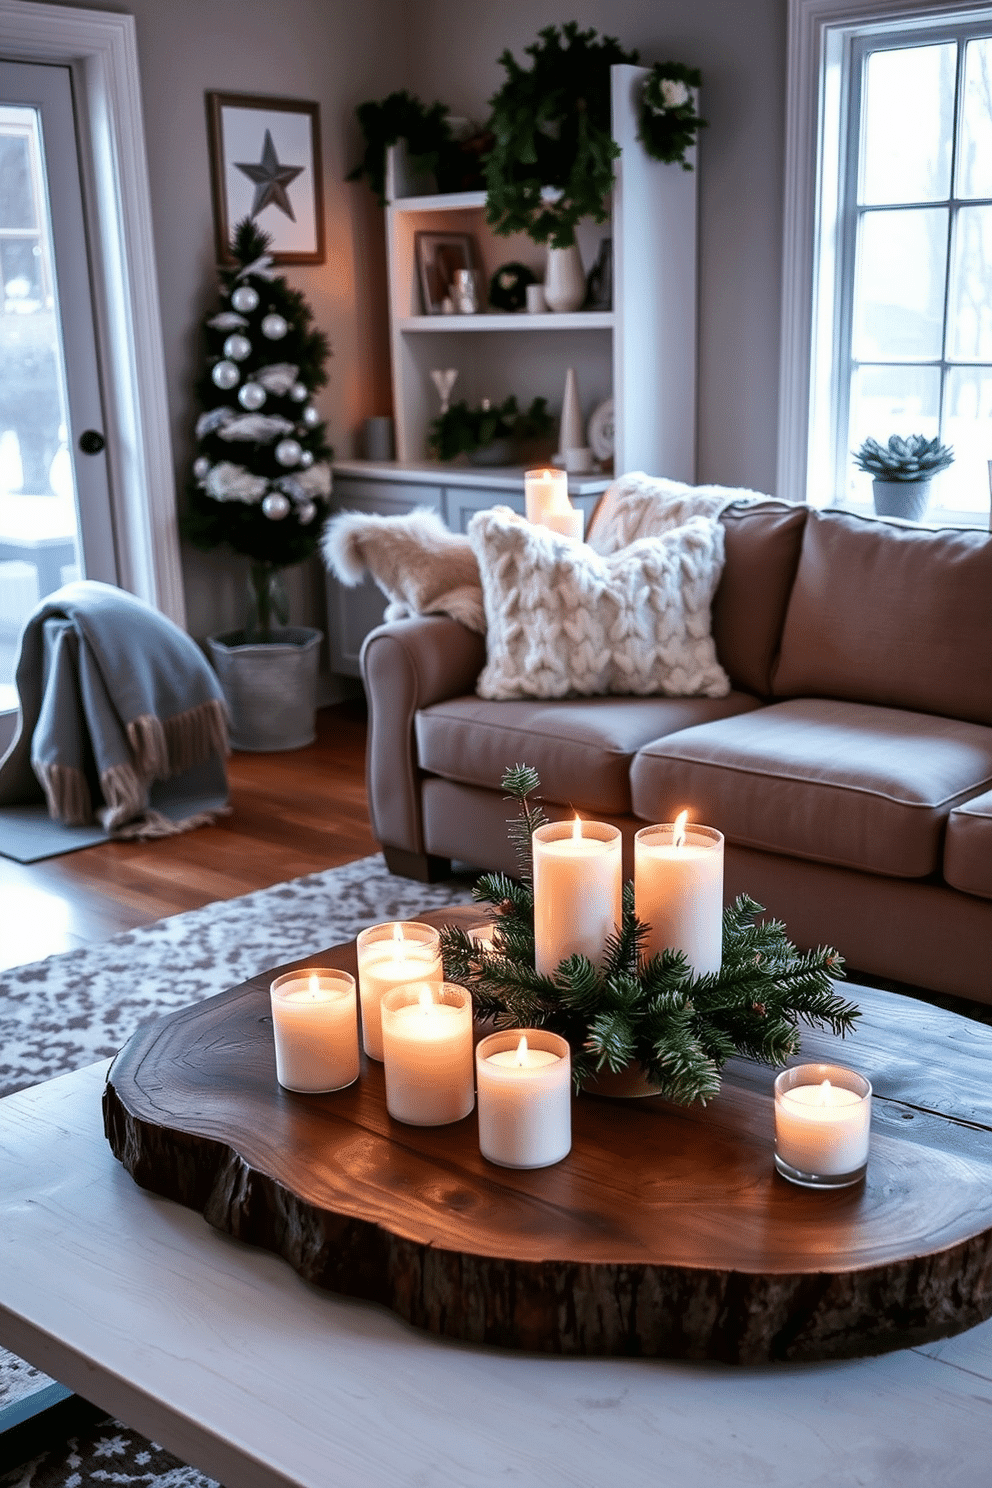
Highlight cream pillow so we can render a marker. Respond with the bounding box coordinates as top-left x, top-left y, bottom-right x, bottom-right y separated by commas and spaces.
469, 506, 730, 701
